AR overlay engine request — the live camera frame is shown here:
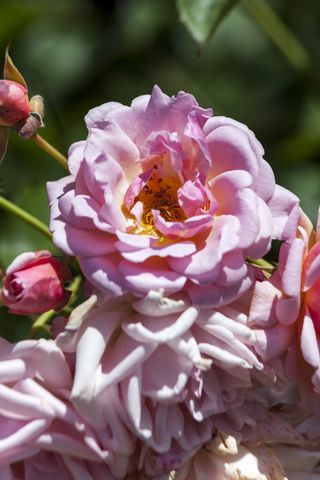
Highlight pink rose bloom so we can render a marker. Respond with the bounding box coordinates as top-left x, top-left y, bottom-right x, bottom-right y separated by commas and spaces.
173, 435, 294, 480
48, 86, 299, 307
0, 80, 30, 127
54, 290, 264, 476
134, 393, 286, 479
175, 435, 286, 480
0, 337, 124, 479
1, 250, 72, 315
172, 410, 319, 480
249, 208, 320, 405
